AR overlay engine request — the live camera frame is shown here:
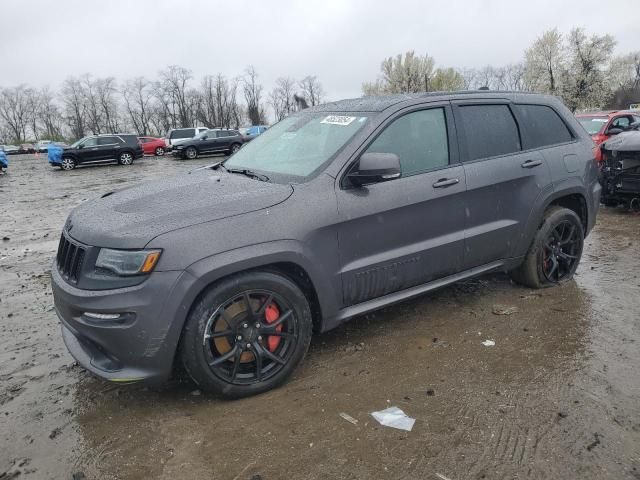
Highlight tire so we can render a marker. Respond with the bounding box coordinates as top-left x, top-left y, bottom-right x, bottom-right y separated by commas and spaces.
180, 271, 313, 398
60, 157, 76, 171
154, 147, 165, 156
510, 206, 584, 289
118, 152, 134, 165
229, 143, 241, 155
185, 146, 198, 160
